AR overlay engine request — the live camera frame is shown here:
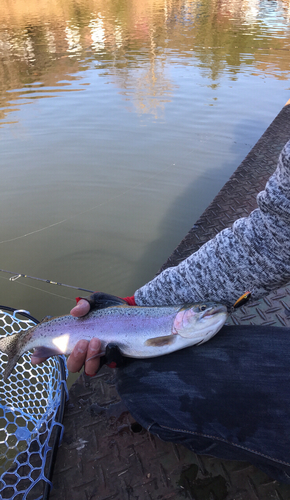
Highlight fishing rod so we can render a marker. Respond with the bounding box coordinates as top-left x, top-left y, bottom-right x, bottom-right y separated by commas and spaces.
0, 268, 253, 311
0, 268, 94, 294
